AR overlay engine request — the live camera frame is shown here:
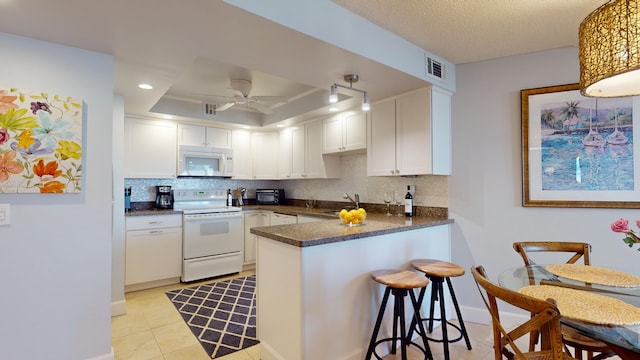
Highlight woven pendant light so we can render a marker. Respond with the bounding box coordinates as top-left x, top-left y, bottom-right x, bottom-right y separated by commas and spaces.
579, 0, 640, 97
